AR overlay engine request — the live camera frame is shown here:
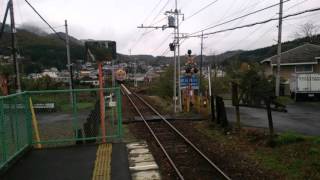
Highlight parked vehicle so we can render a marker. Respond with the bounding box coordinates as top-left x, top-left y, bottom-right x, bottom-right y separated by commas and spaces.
290, 73, 320, 101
